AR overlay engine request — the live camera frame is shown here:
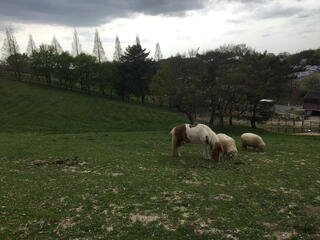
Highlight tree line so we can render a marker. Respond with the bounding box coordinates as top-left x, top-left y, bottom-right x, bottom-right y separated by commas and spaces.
3, 28, 315, 128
